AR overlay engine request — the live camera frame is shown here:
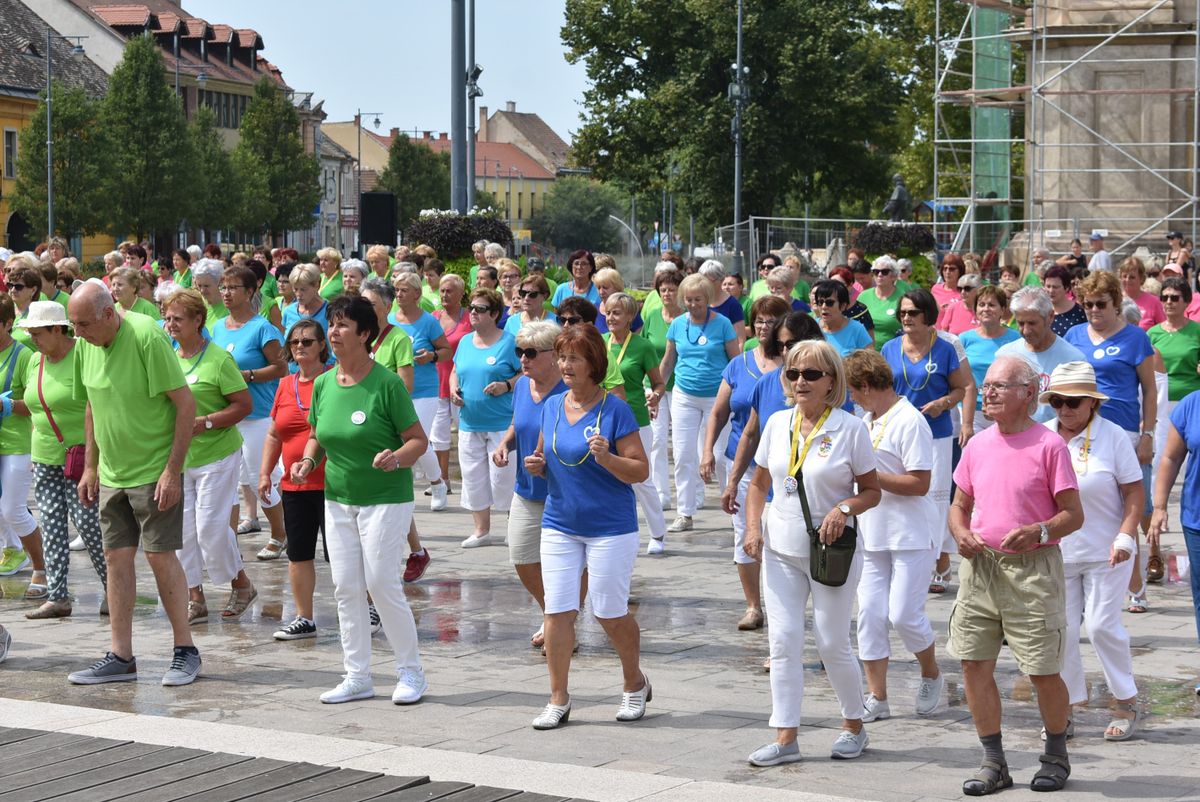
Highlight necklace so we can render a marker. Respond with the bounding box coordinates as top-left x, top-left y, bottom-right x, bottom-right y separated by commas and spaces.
686, 311, 712, 345
785, 406, 832, 494
293, 367, 328, 411
553, 391, 608, 466
178, 341, 210, 375
566, 386, 603, 410
900, 332, 937, 391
